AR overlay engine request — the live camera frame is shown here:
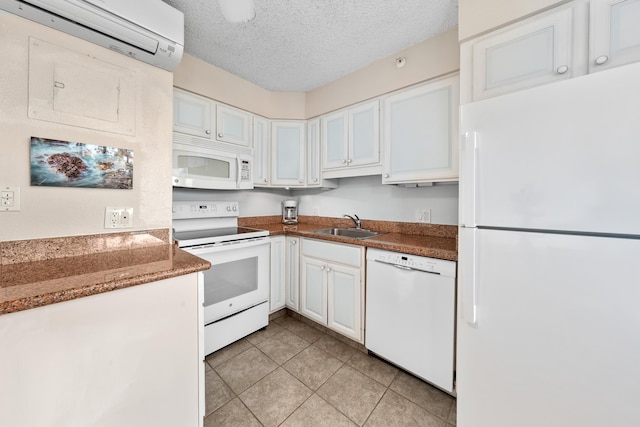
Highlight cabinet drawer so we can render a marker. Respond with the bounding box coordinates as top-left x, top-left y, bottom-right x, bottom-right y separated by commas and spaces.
302, 239, 362, 267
